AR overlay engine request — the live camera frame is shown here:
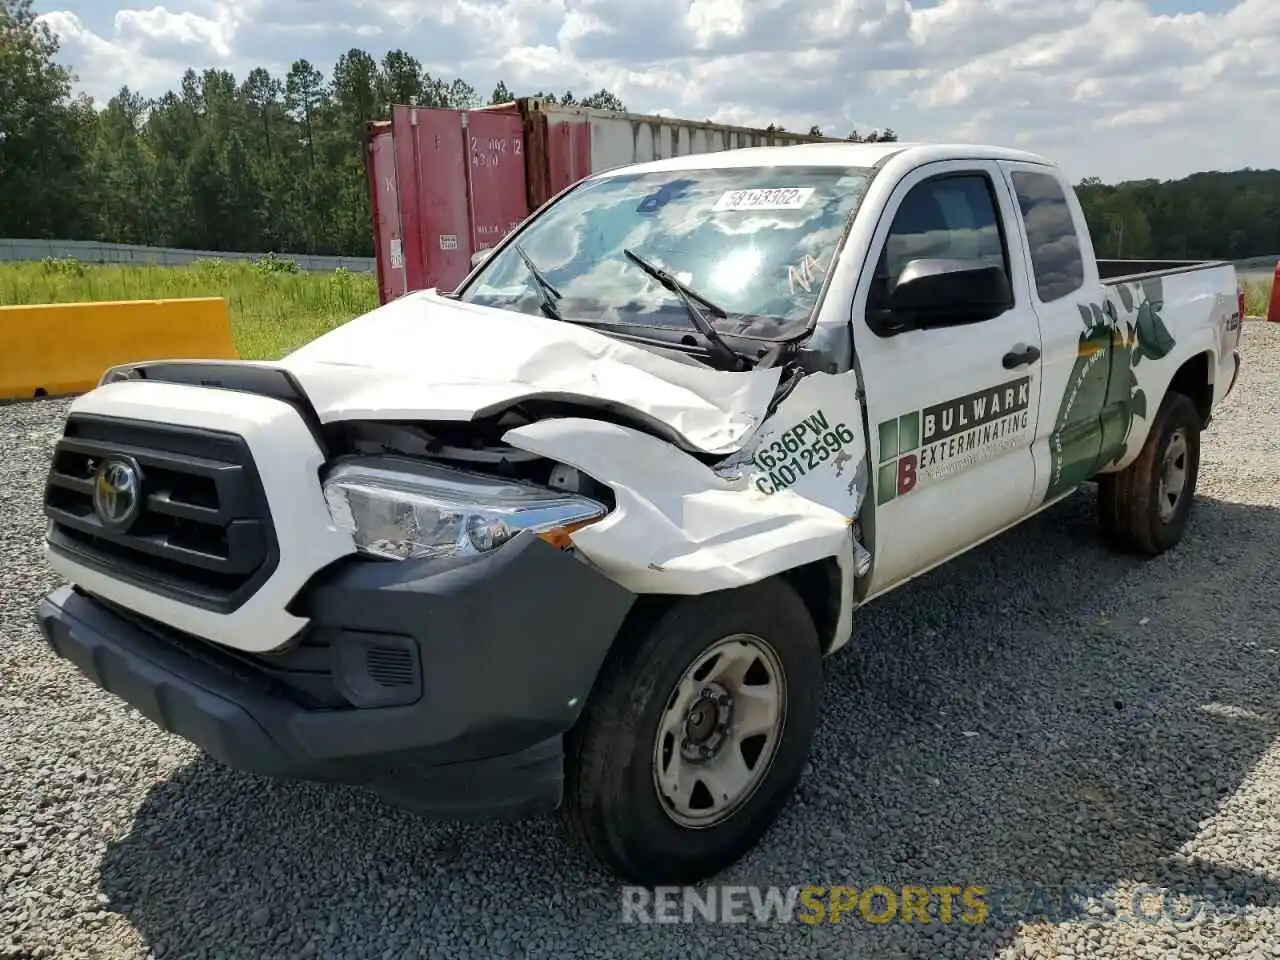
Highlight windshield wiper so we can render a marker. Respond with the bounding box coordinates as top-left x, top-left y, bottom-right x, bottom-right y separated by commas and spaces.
512, 243, 564, 322
621, 248, 751, 371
